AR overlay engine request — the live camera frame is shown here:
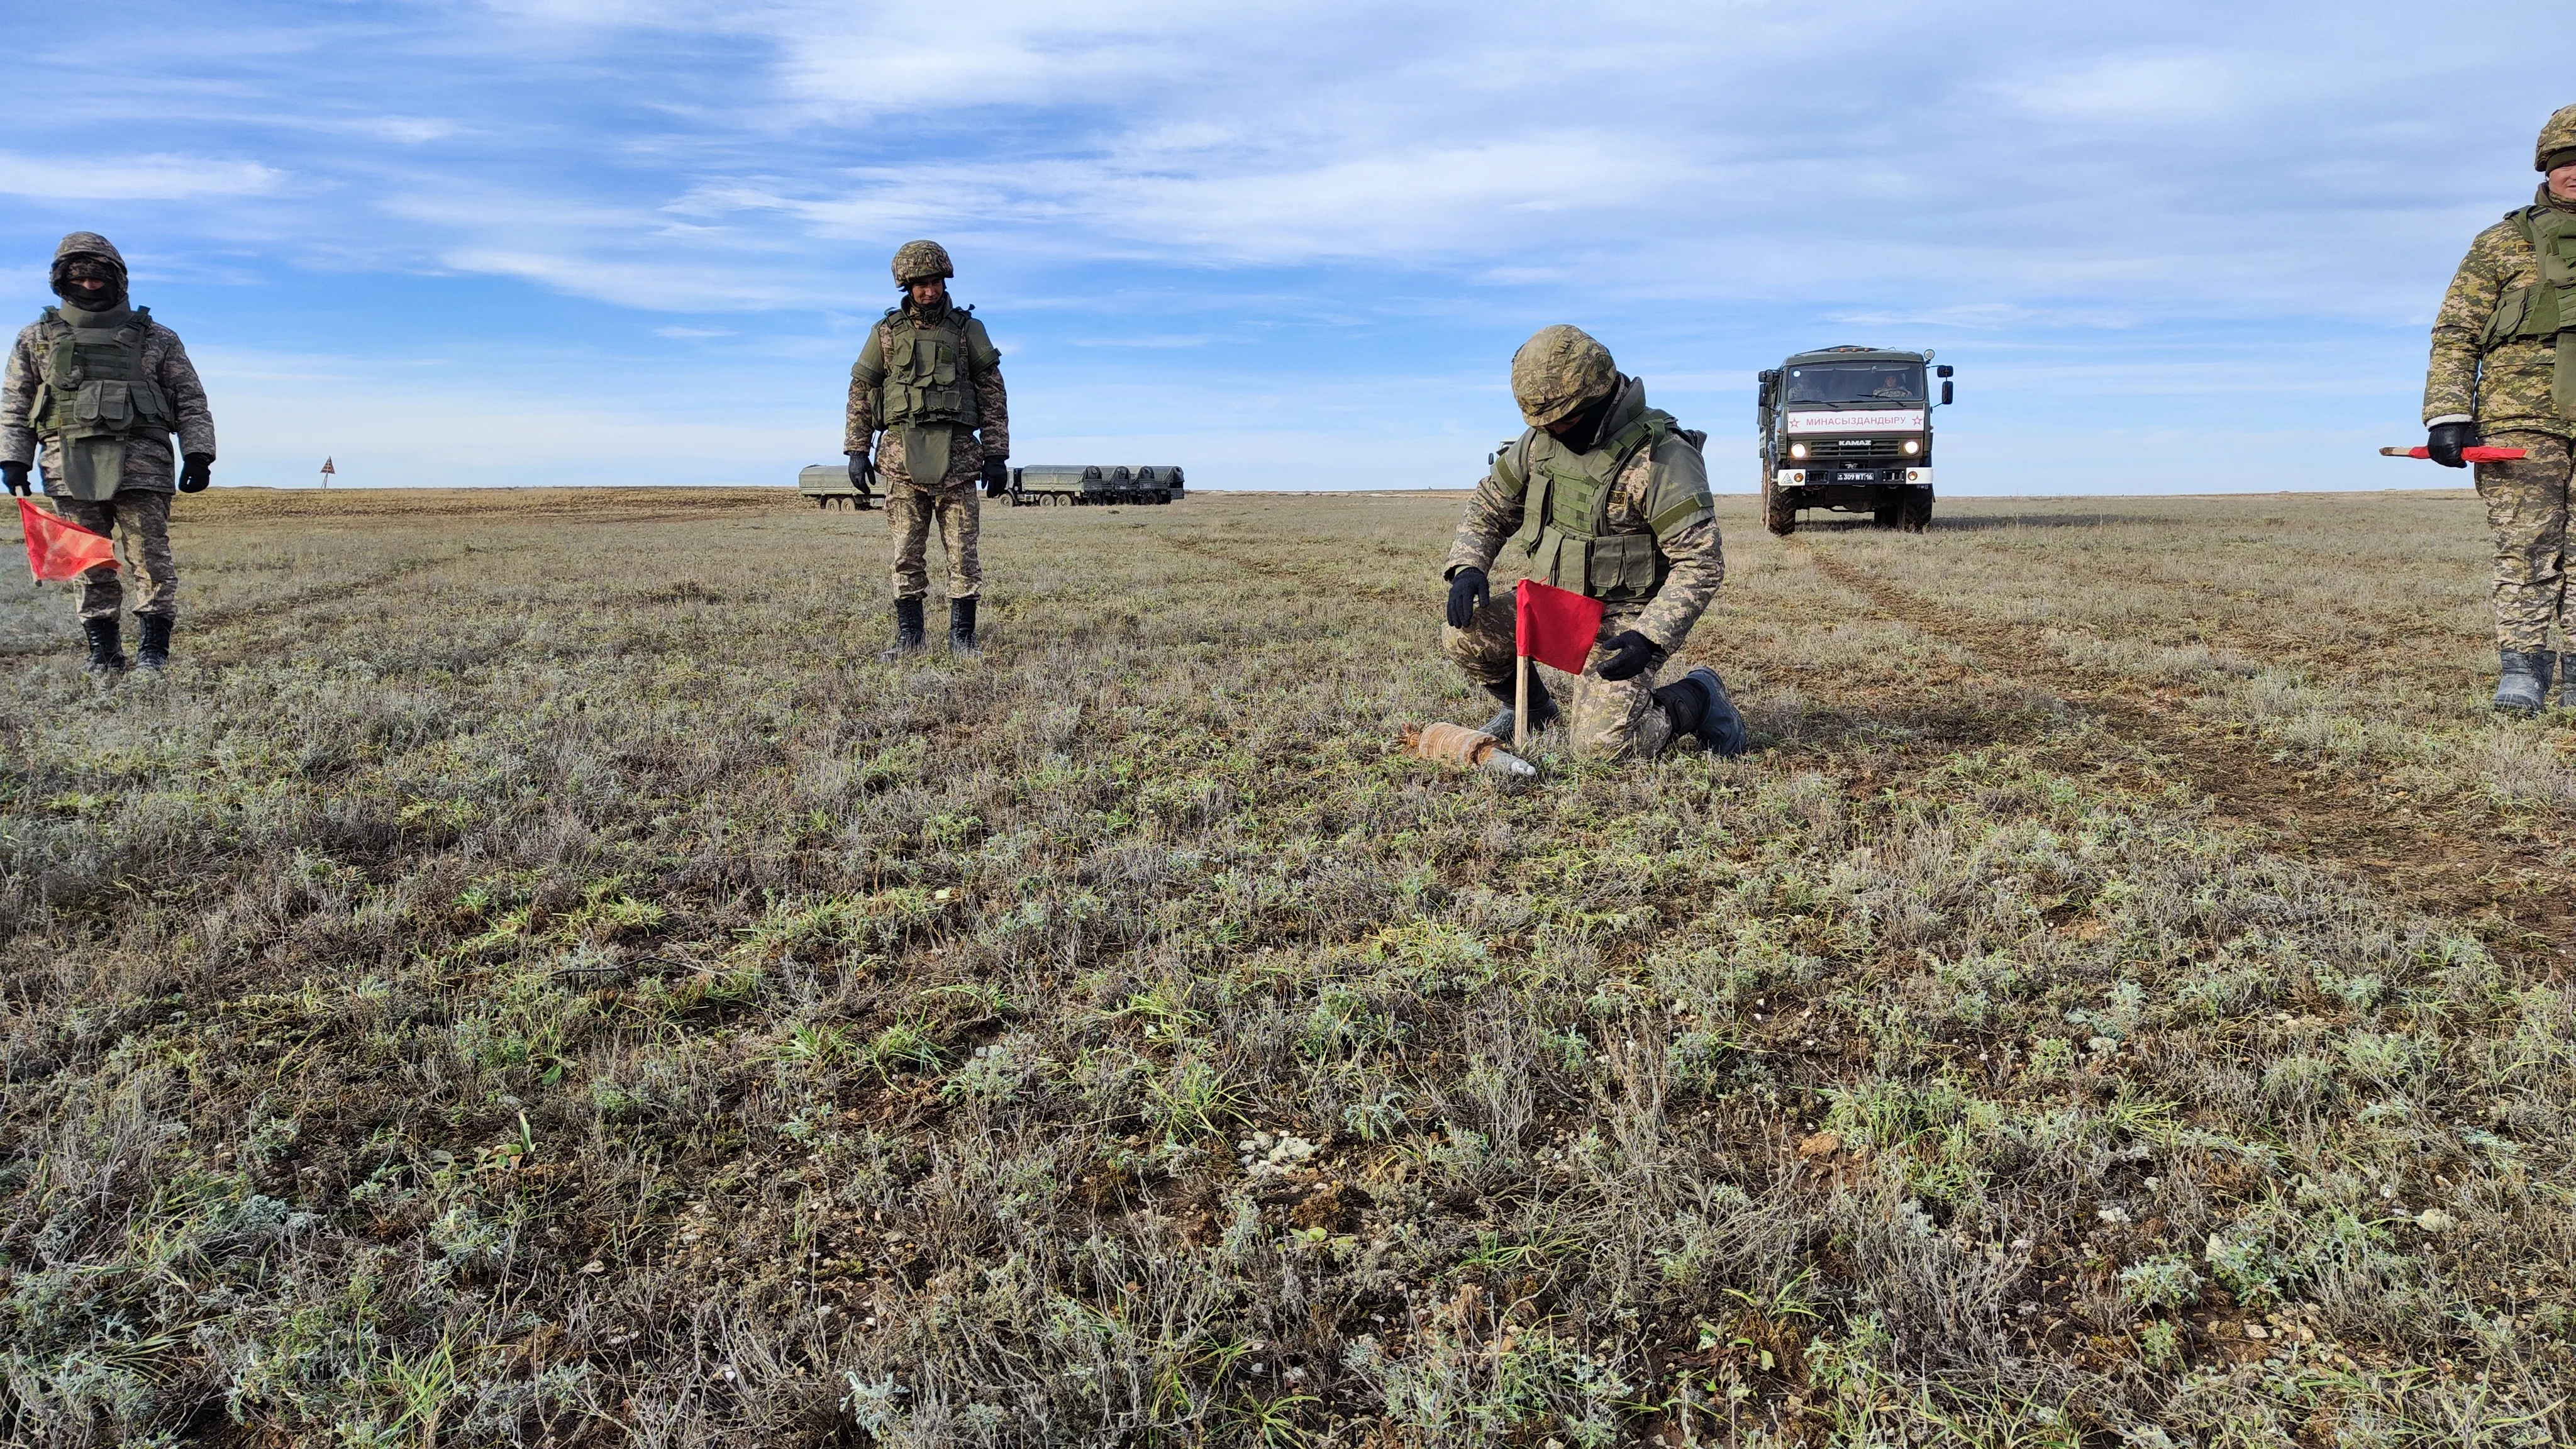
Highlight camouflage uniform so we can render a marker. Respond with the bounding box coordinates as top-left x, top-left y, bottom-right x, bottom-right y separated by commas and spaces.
2426, 105, 2576, 652
1, 234, 214, 624
1442, 374, 1726, 760
845, 300, 1009, 602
